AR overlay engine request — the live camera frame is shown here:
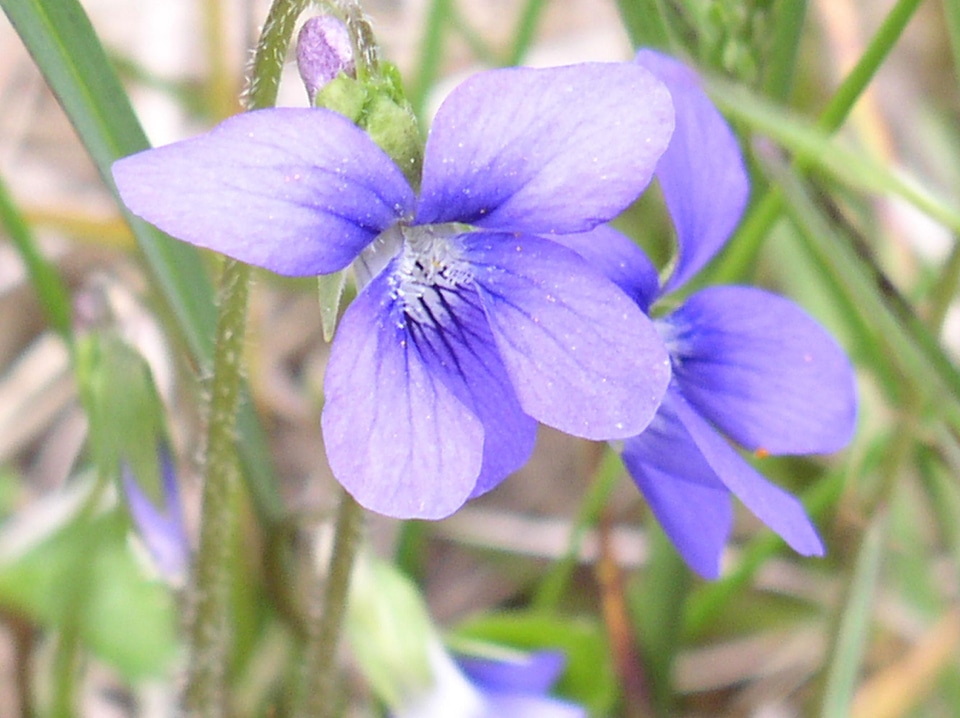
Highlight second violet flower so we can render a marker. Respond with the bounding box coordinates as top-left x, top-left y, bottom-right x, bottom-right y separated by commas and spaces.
113, 62, 676, 519
557, 50, 858, 578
